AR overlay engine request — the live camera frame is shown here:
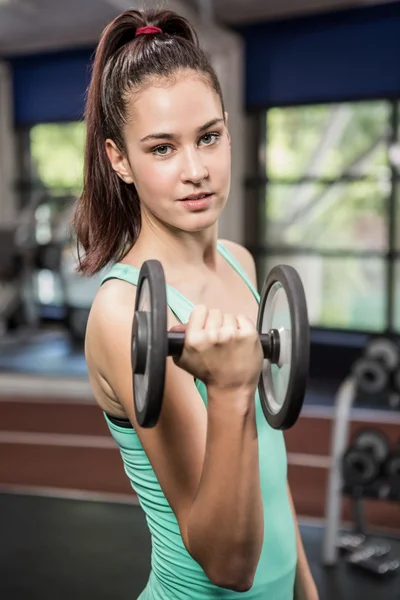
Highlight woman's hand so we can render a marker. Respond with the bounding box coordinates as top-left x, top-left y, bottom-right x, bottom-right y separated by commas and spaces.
171, 305, 263, 394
